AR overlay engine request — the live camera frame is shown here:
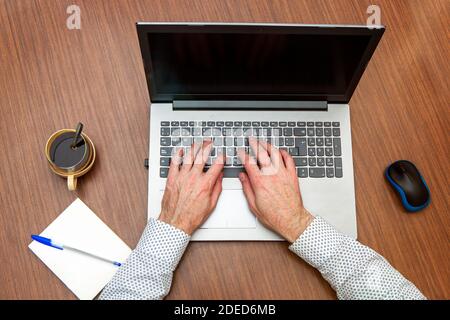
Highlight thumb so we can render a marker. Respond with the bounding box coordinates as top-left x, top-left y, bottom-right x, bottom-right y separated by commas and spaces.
239, 172, 257, 213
